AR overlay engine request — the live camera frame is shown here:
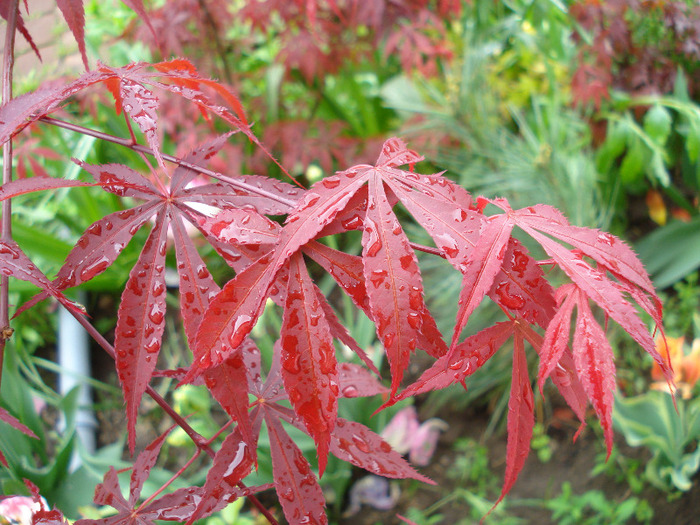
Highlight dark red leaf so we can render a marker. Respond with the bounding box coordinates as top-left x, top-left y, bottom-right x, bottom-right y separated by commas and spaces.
336, 363, 388, 398
450, 214, 514, 352
203, 346, 254, 449
396, 321, 515, 401
0, 2, 41, 61
77, 161, 161, 199
92, 467, 129, 512
488, 238, 557, 329
129, 429, 172, 504
120, 0, 157, 45
56, 201, 159, 289
331, 418, 434, 483
573, 289, 616, 457
114, 209, 170, 453
187, 428, 255, 523
313, 287, 379, 375
516, 320, 588, 437
120, 78, 164, 169
302, 241, 370, 315
266, 414, 328, 525
489, 330, 534, 512
0, 241, 85, 317
281, 252, 338, 476
0, 177, 95, 201
170, 133, 234, 193
0, 406, 38, 438
178, 174, 302, 216
199, 208, 280, 247
170, 212, 220, 348
192, 165, 370, 376
536, 284, 577, 394
518, 222, 671, 383
515, 205, 659, 310
56, 0, 88, 70
362, 173, 443, 395
385, 172, 477, 271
